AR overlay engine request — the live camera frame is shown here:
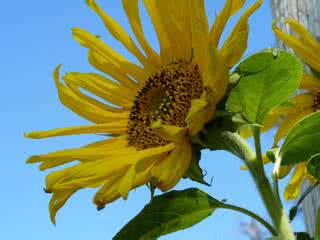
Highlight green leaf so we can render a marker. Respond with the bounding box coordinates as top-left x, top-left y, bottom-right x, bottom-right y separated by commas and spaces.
307, 155, 320, 181
280, 112, 320, 165
113, 188, 222, 240
226, 50, 302, 124
184, 144, 210, 186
